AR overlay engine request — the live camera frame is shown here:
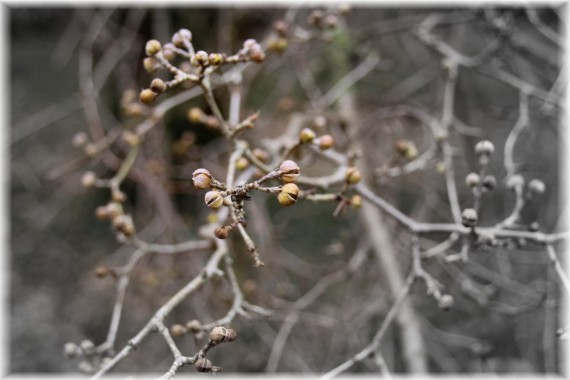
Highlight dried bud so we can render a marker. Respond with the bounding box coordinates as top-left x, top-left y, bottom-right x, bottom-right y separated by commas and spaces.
350, 195, 362, 209
162, 43, 176, 60
208, 53, 224, 65
63, 342, 81, 358
465, 172, 480, 188
461, 208, 478, 227
299, 128, 316, 143
482, 175, 497, 191
279, 160, 300, 183
186, 319, 202, 333
438, 294, 454, 310
235, 157, 250, 170
195, 357, 212, 373
170, 324, 187, 337
528, 179, 546, 195
317, 134, 334, 150
145, 39, 162, 56
278, 183, 299, 206
209, 326, 237, 344
143, 57, 158, 73
188, 107, 204, 123
150, 78, 167, 94
139, 89, 157, 105
192, 168, 212, 189
205, 191, 224, 209
72, 132, 89, 148
474, 140, 495, 156
345, 167, 362, 184
273, 20, 288, 37
214, 226, 230, 239
81, 171, 97, 188
94, 265, 110, 278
